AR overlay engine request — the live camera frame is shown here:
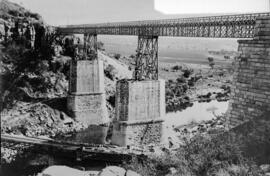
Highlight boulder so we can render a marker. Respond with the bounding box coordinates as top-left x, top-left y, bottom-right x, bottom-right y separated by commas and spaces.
165, 167, 177, 176
260, 164, 270, 173
39, 166, 89, 176
98, 166, 126, 176
126, 170, 141, 176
